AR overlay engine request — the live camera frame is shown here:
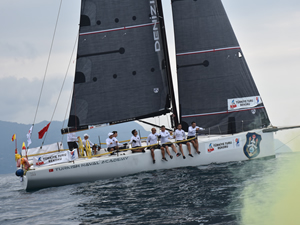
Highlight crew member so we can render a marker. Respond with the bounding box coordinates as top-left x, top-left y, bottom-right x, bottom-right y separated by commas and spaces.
173, 124, 193, 159
112, 131, 127, 150
159, 125, 180, 159
106, 132, 119, 152
129, 129, 145, 153
187, 122, 204, 154
82, 134, 98, 155
67, 132, 78, 151
147, 128, 167, 163
16, 156, 31, 170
